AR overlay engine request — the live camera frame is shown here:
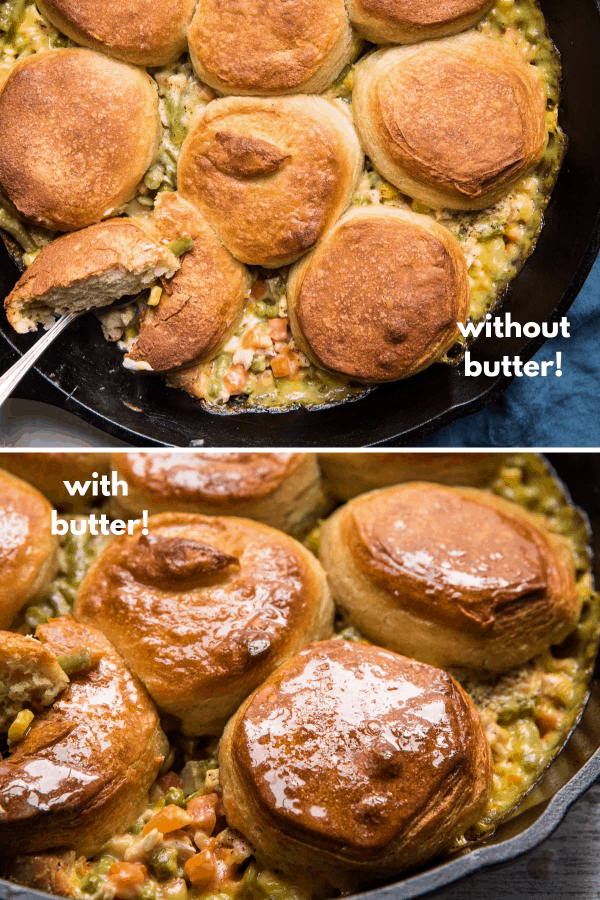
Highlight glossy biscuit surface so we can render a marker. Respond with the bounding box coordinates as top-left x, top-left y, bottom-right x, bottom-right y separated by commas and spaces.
0, 469, 59, 629
75, 514, 333, 734
110, 452, 327, 534
320, 483, 581, 671
0, 617, 167, 857
220, 639, 492, 890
